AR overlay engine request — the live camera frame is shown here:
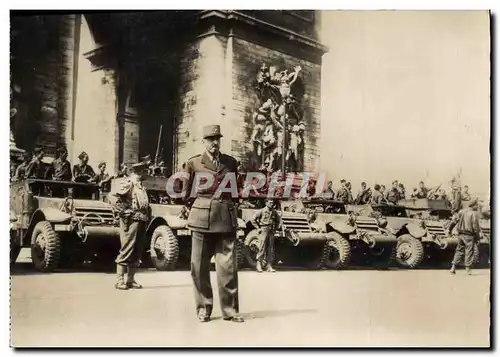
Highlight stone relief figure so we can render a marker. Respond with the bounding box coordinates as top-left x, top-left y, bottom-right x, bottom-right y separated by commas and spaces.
251, 62, 305, 173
